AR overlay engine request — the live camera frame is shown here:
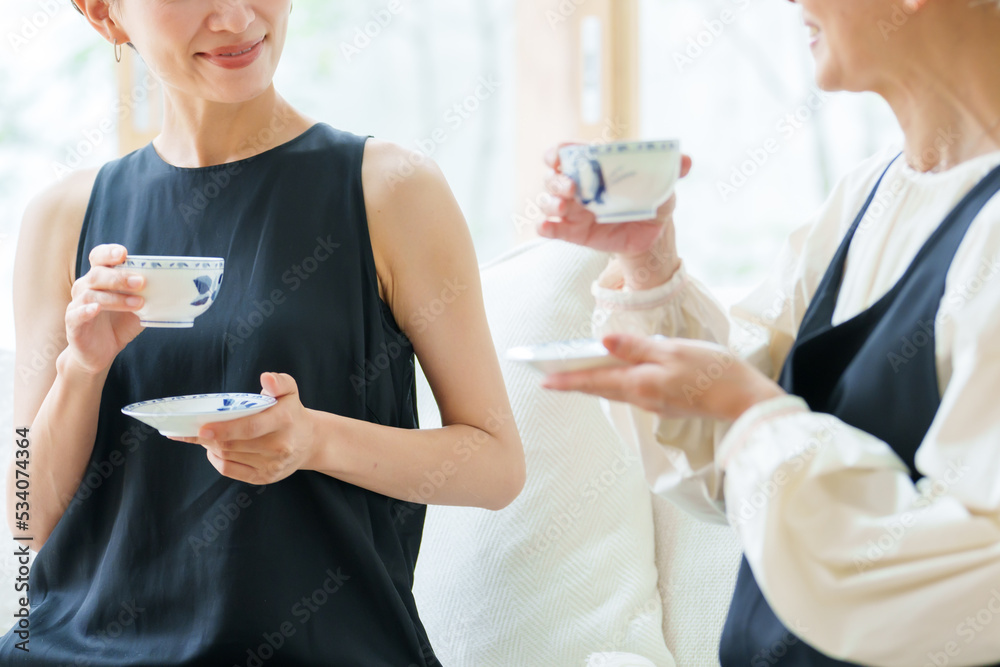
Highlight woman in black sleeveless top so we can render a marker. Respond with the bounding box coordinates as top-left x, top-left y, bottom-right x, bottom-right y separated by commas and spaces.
1, 1, 524, 665
539, 1, 1000, 665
